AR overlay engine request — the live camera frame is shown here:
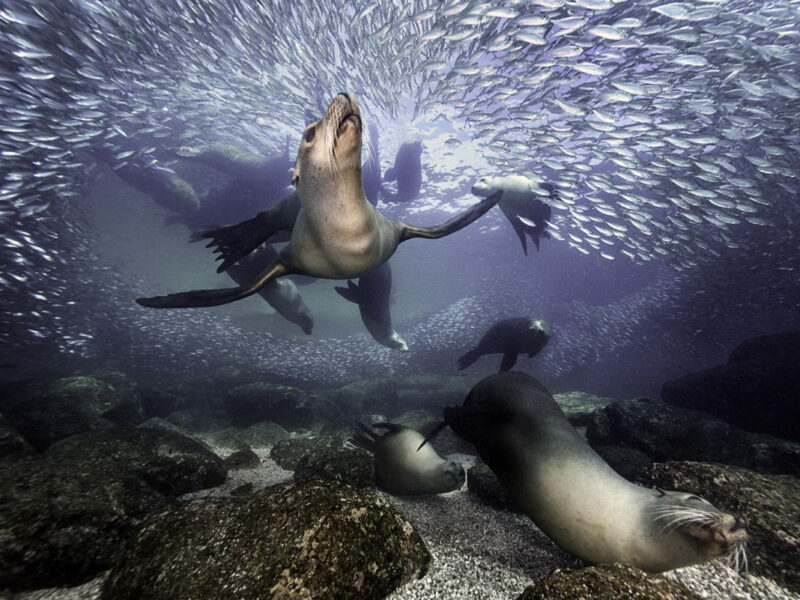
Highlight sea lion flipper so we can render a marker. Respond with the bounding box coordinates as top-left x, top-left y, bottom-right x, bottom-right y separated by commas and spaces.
334, 280, 361, 304
510, 219, 529, 255
499, 351, 518, 372
137, 261, 288, 308
533, 236, 540, 252
372, 422, 404, 433
457, 348, 481, 370
399, 190, 502, 242
193, 211, 279, 273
